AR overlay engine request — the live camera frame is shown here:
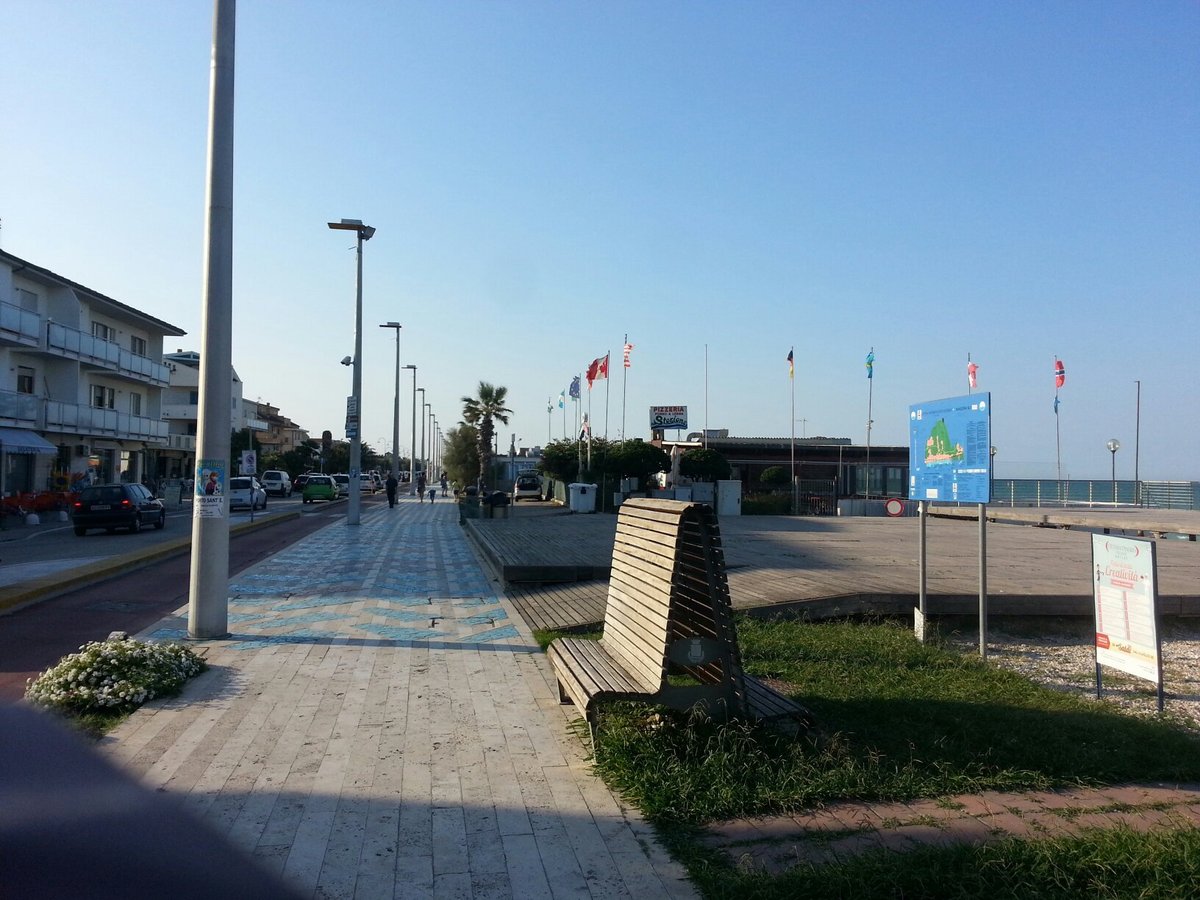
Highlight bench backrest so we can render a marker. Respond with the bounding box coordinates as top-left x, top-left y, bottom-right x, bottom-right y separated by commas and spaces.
601, 498, 747, 708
